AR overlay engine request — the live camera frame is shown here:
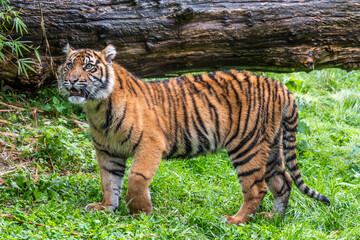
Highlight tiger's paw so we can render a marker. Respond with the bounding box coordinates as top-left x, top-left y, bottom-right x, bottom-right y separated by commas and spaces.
85, 202, 113, 212
221, 215, 246, 225
259, 212, 274, 220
